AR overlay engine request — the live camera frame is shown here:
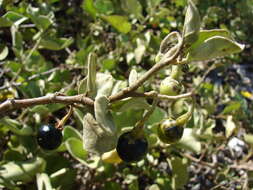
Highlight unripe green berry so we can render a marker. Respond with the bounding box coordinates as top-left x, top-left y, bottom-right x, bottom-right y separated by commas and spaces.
157, 119, 184, 144
160, 77, 181, 96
